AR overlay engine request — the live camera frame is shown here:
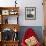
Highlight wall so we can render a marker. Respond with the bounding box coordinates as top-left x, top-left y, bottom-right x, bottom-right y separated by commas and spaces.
18, 0, 44, 26
0, 0, 44, 26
